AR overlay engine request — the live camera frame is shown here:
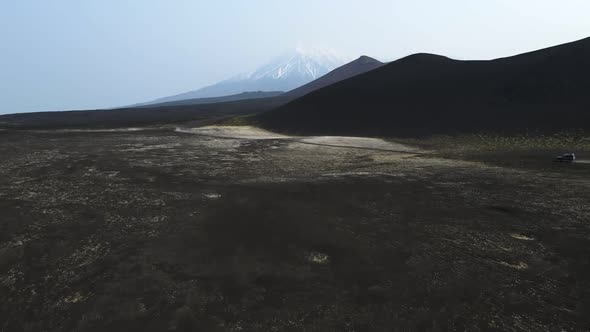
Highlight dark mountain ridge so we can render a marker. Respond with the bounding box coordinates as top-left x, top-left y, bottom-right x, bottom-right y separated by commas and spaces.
0, 96, 291, 130
258, 37, 590, 137
0, 55, 386, 129
285, 56, 384, 98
